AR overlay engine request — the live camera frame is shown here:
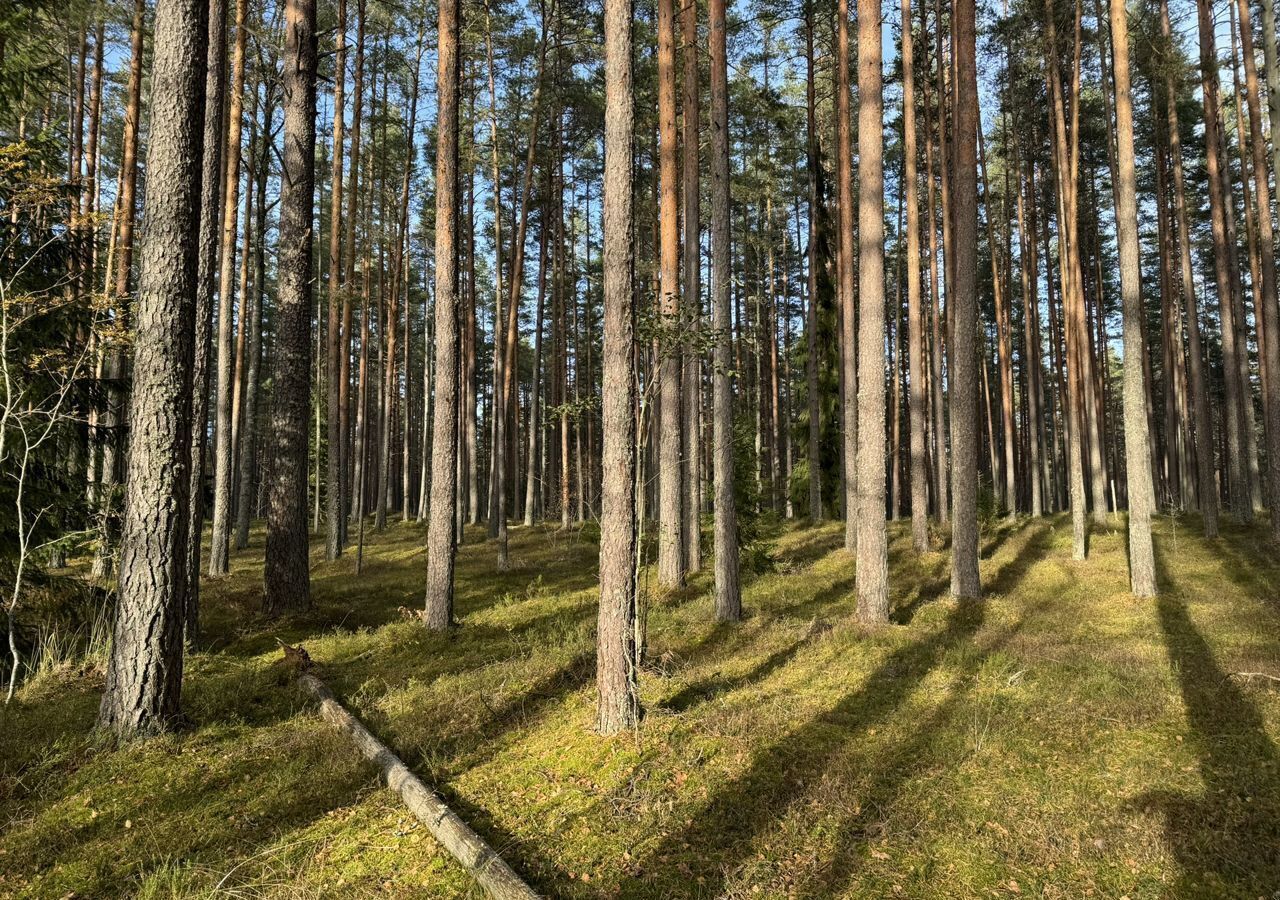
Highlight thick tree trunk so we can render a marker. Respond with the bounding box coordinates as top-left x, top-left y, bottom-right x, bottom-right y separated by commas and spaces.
424, 0, 461, 630
855, 0, 887, 621
949, 0, 980, 599
263, 0, 317, 616
99, 0, 208, 738
597, 0, 641, 733
1108, 0, 1156, 596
